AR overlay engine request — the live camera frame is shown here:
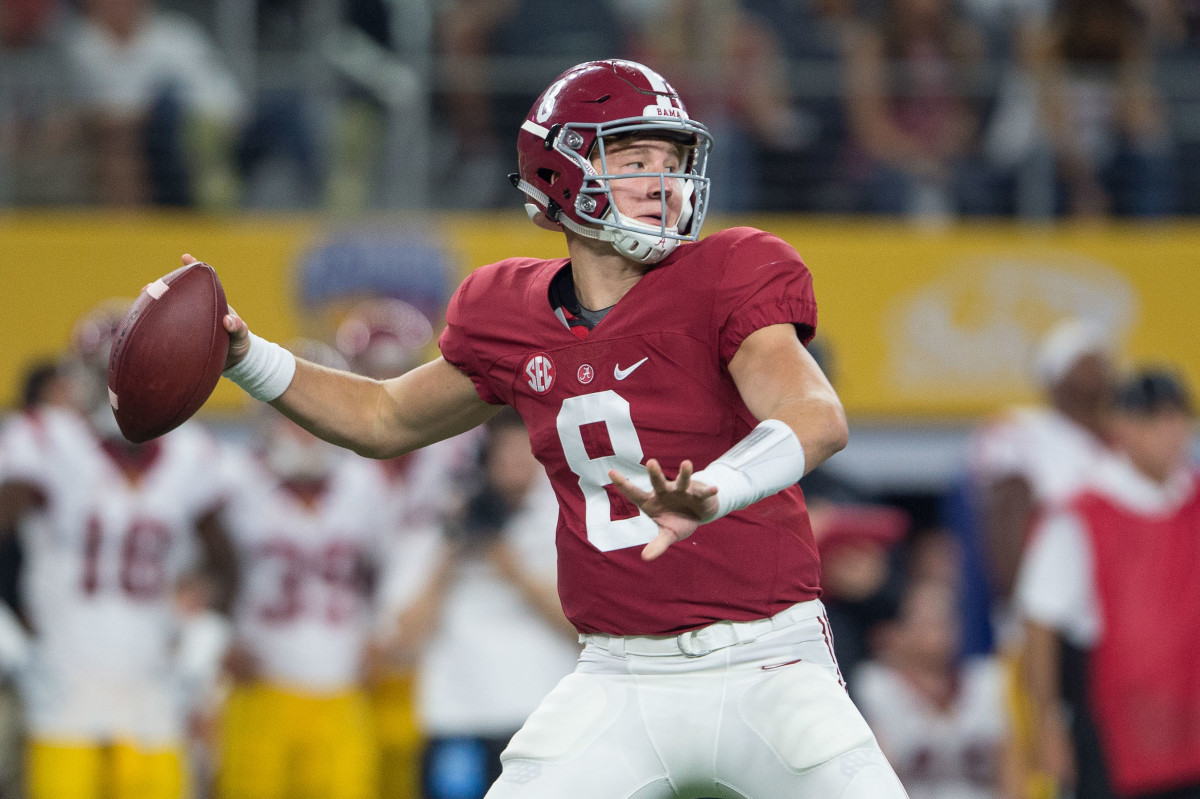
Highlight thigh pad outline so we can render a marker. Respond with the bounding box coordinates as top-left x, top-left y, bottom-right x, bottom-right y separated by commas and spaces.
501, 673, 621, 764
739, 662, 877, 773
